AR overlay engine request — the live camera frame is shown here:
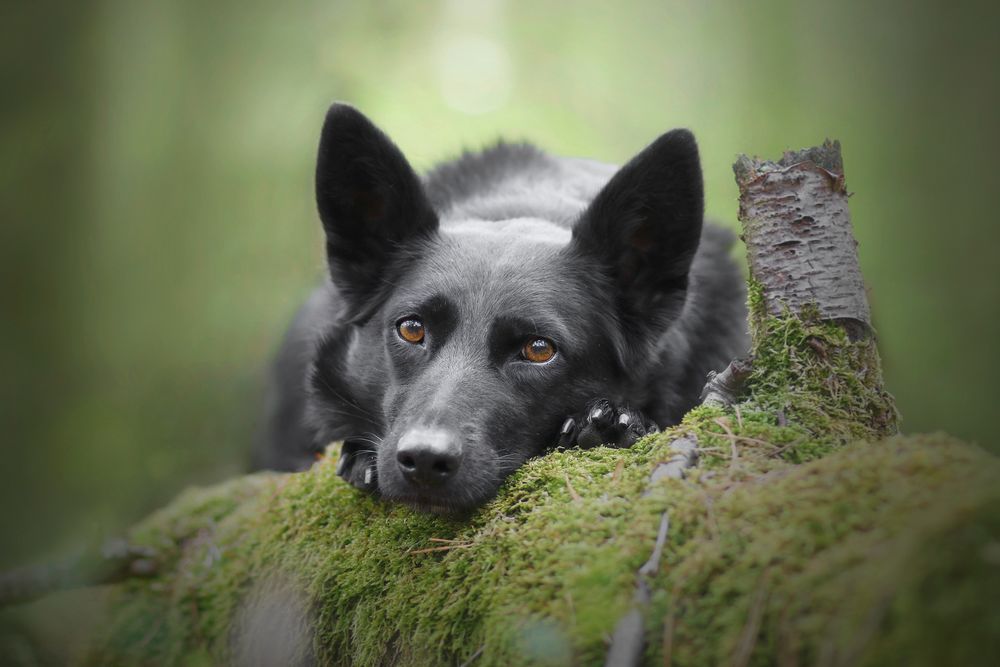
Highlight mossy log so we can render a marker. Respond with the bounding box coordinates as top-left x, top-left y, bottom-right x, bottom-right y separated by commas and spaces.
66, 432, 1000, 667
4, 143, 998, 666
